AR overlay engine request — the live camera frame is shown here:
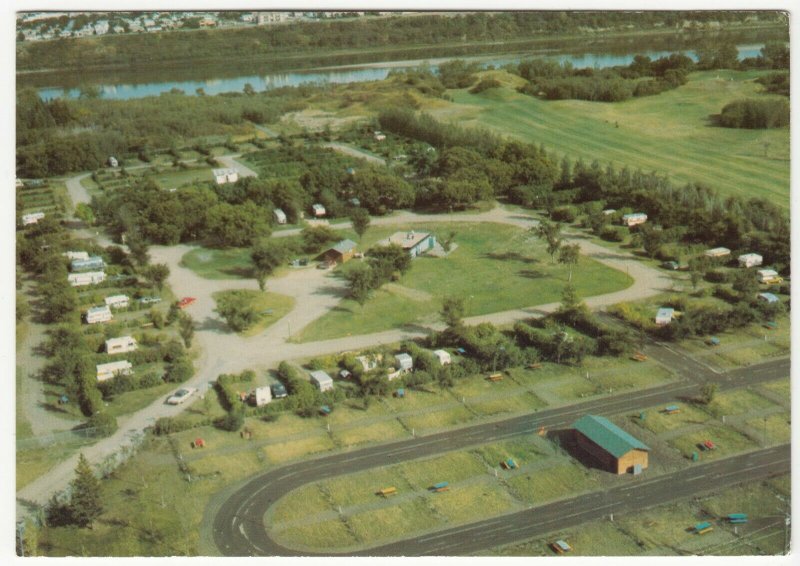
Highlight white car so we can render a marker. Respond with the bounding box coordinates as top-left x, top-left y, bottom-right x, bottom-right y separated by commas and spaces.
167, 387, 197, 405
